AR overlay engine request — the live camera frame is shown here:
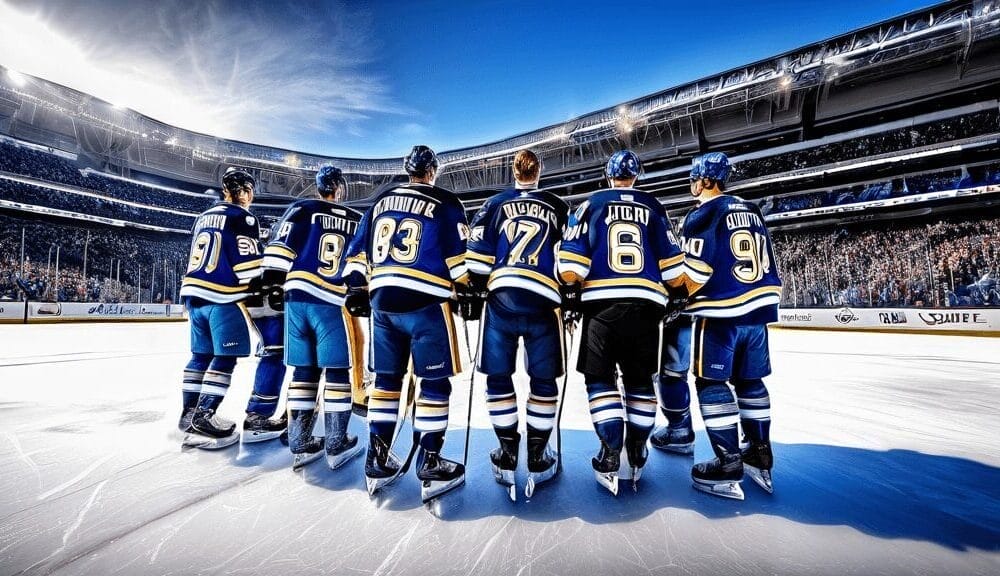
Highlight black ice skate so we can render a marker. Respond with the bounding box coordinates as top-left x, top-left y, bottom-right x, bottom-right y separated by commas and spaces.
177, 406, 196, 433
241, 411, 287, 443
324, 411, 362, 470
692, 453, 745, 500
622, 435, 649, 492
184, 408, 239, 450
524, 434, 558, 498
417, 450, 466, 504
288, 410, 323, 470
741, 442, 773, 494
365, 433, 403, 496
649, 423, 695, 455
592, 441, 621, 496
490, 430, 519, 501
